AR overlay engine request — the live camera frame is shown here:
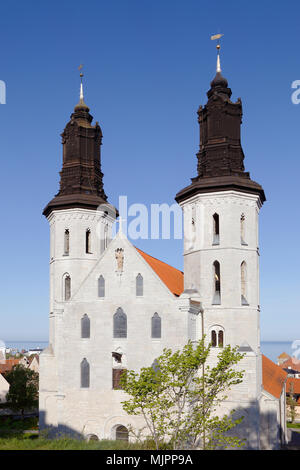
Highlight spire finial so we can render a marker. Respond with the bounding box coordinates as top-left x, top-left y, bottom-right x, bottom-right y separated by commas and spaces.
211, 34, 223, 73
78, 64, 84, 102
